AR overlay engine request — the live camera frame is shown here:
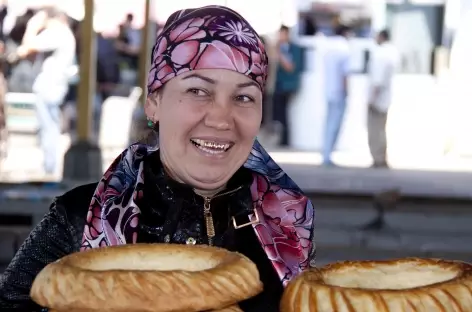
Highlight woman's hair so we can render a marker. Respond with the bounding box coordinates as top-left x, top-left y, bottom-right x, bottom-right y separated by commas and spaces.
135, 89, 162, 145
136, 123, 157, 145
